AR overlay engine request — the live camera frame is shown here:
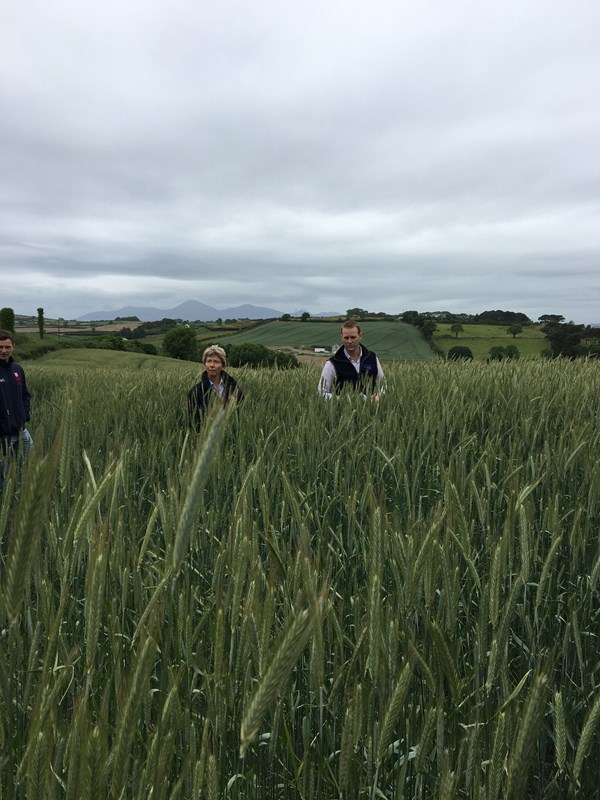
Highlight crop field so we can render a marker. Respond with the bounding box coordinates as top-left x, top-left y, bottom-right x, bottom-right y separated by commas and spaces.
1, 355, 600, 798
433, 324, 547, 359
222, 320, 435, 361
